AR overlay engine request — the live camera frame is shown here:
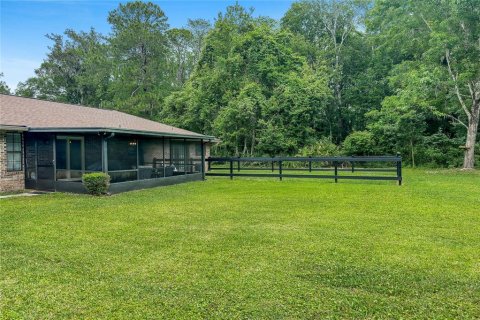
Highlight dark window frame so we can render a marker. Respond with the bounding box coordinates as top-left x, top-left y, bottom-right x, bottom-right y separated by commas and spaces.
6, 132, 23, 172
55, 136, 85, 181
